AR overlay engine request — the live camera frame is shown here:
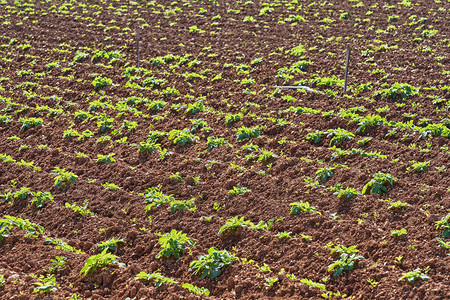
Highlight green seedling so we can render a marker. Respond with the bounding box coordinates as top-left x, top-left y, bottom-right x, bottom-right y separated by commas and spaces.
218, 216, 252, 236
362, 172, 396, 194
399, 268, 430, 284
189, 247, 236, 279
290, 201, 321, 215
136, 272, 177, 287
182, 283, 210, 296
80, 249, 125, 276
97, 238, 125, 252
156, 229, 194, 259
